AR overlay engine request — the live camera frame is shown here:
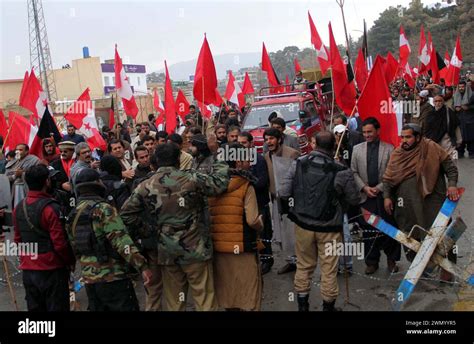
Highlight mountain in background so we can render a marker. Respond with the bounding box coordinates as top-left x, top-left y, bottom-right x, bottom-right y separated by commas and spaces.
153, 52, 261, 81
